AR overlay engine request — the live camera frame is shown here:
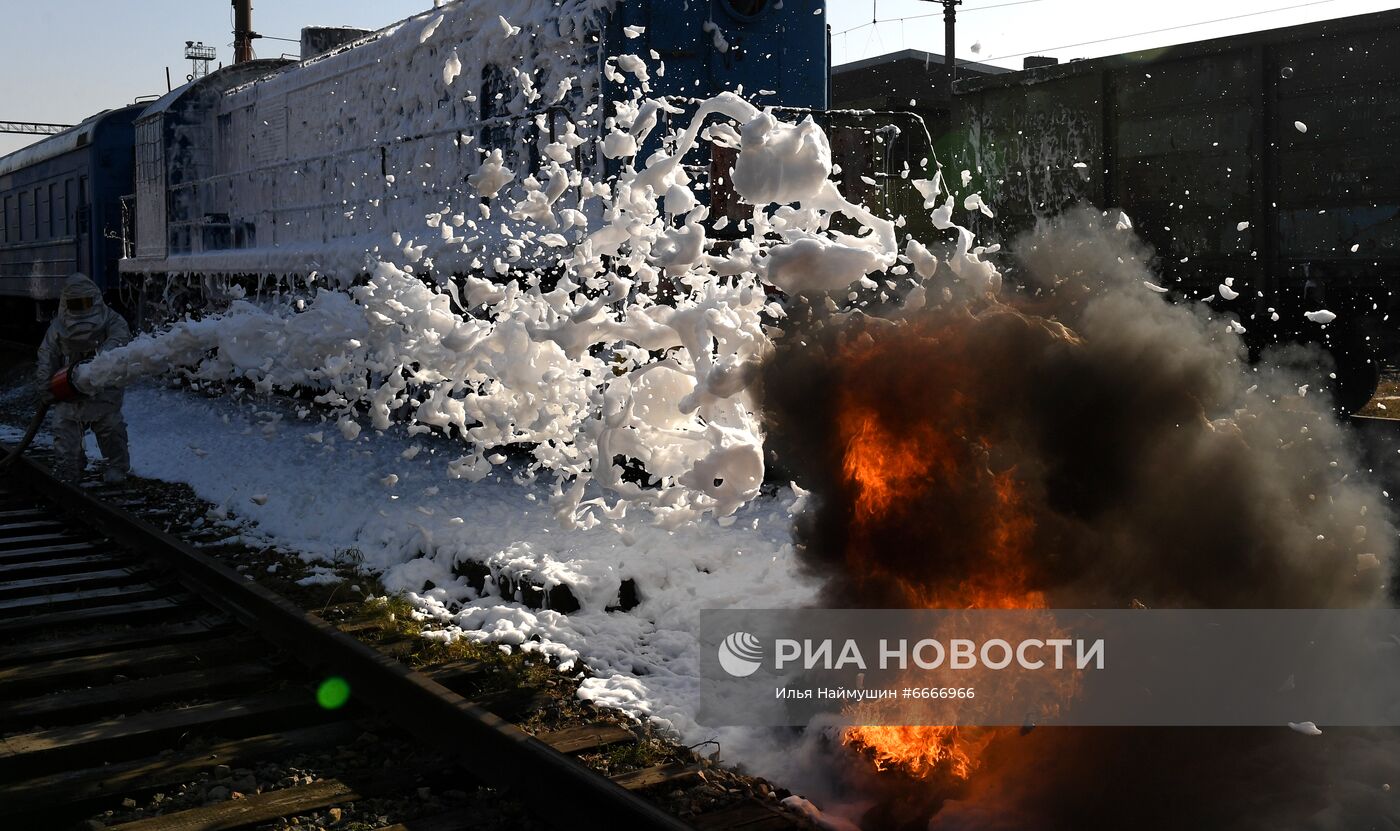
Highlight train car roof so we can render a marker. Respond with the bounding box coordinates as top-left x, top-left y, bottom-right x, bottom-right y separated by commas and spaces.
955, 6, 1400, 94
833, 49, 1011, 78
215, 5, 473, 100
219, 0, 616, 98
138, 58, 295, 121
0, 105, 144, 180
